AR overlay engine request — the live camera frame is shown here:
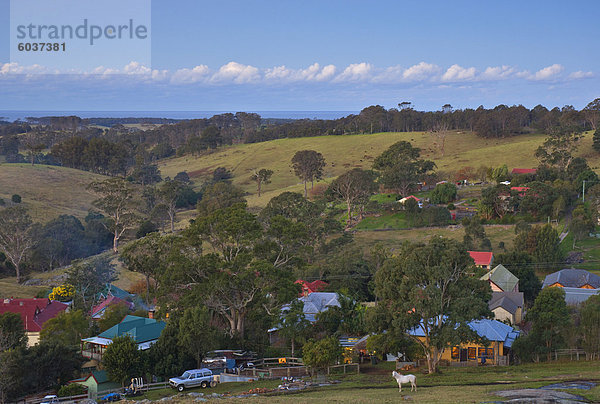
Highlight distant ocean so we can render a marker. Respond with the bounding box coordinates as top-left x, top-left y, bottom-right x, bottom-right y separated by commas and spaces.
0, 110, 356, 122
